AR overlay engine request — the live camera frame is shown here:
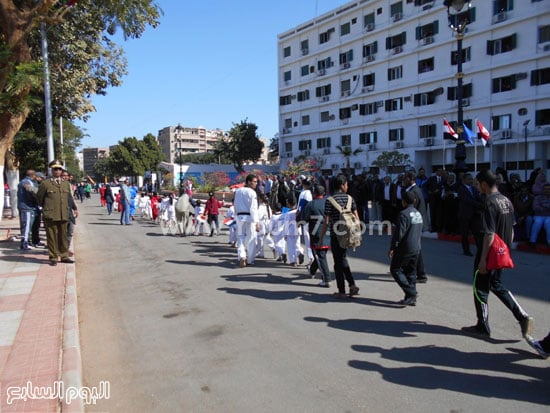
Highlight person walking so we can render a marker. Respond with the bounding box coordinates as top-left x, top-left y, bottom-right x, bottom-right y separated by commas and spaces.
104, 184, 114, 215
62, 170, 78, 256
31, 172, 46, 248
205, 191, 223, 236
463, 169, 534, 339
36, 160, 76, 266
388, 191, 423, 306
318, 174, 360, 298
234, 174, 260, 268
17, 169, 37, 250
457, 173, 483, 256
119, 178, 131, 225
